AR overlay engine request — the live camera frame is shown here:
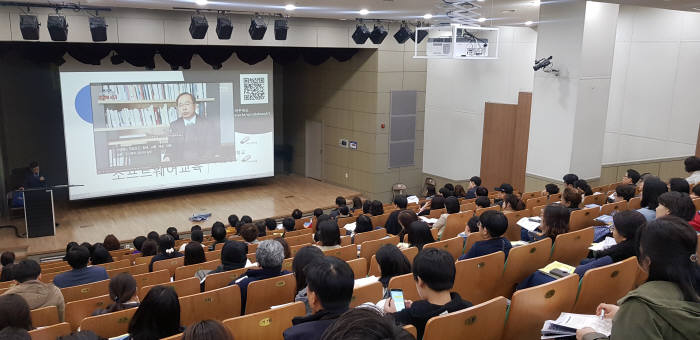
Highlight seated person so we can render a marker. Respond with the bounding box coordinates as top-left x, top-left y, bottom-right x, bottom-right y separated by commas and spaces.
209, 241, 248, 275
209, 222, 227, 251
351, 215, 374, 242
283, 256, 354, 340
400, 221, 435, 250
351, 196, 363, 212
240, 223, 260, 245
454, 185, 466, 198
6, 259, 65, 321
475, 196, 491, 209
292, 209, 304, 220
432, 196, 460, 239
103, 234, 120, 252
320, 307, 414, 340
182, 320, 234, 340
149, 235, 184, 272
281, 217, 295, 233
93, 273, 139, 315
465, 176, 481, 199
184, 242, 206, 266
465, 216, 479, 234
329, 197, 347, 218
397, 210, 419, 243
376, 244, 412, 297
179, 230, 206, 252
227, 215, 239, 233
255, 221, 267, 238
1, 251, 14, 282
574, 179, 594, 196
637, 177, 668, 222
90, 245, 114, 266
459, 210, 511, 261
265, 218, 278, 233
493, 183, 513, 206
475, 186, 488, 197
140, 240, 158, 257
362, 200, 372, 214
577, 216, 700, 340
385, 195, 408, 235
315, 220, 342, 251
336, 206, 352, 219
521, 204, 570, 243
502, 193, 526, 212
53, 245, 109, 288
655, 191, 696, 222
692, 183, 700, 200
690, 184, 700, 232
125, 286, 182, 340
621, 168, 640, 186
609, 184, 636, 203
166, 227, 180, 241
384, 248, 472, 339
563, 173, 579, 188
424, 184, 436, 200
542, 183, 560, 198
0, 294, 32, 332
669, 177, 690, 194
132, 236, 146, 254
312, 208, 323, 219
229, 240, 290, 314
418, 195, 444, 216
560, 187, 583, 211
292, 246, 325, 315
370, 200, 385, 216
